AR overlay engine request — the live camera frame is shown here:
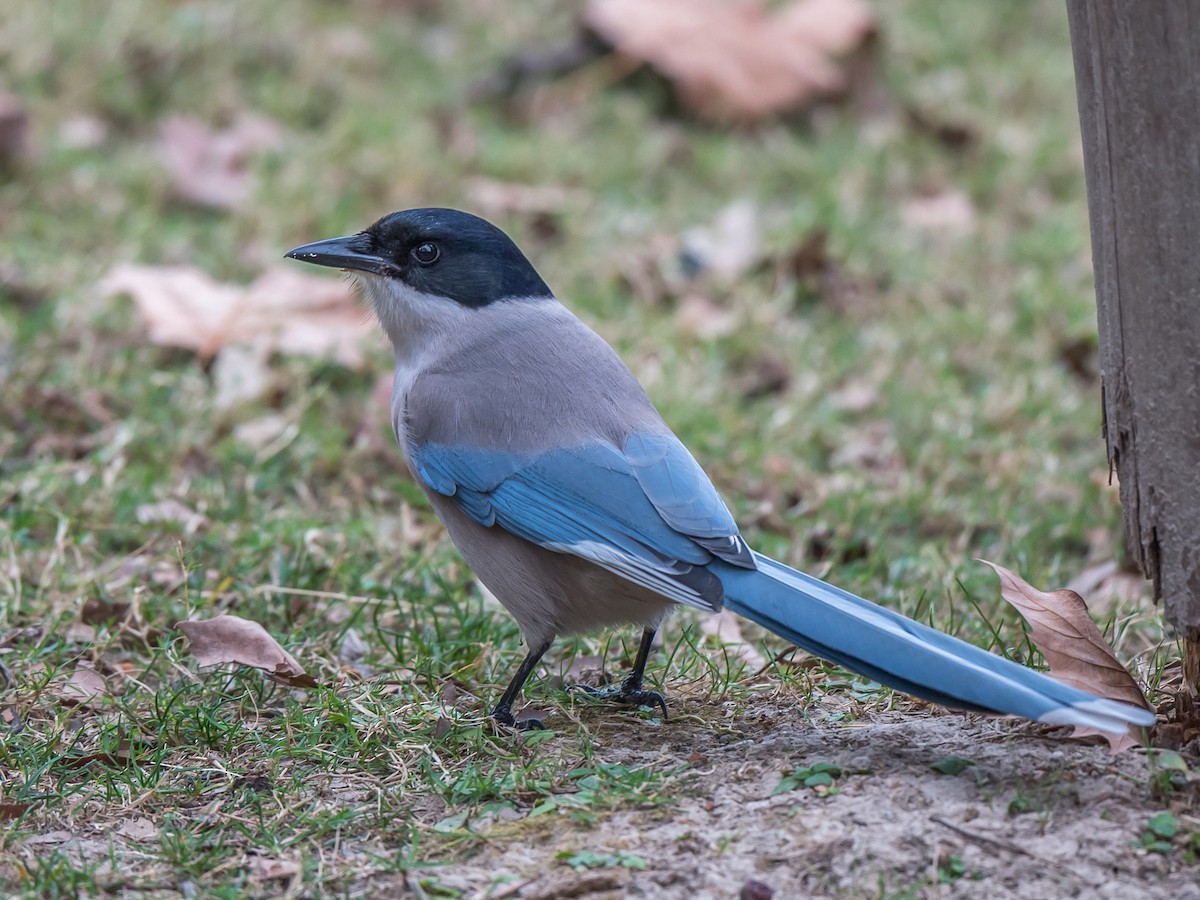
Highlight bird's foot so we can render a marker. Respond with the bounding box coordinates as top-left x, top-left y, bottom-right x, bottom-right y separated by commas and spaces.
567, 682, 669, 719
491, 706, 546, 732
